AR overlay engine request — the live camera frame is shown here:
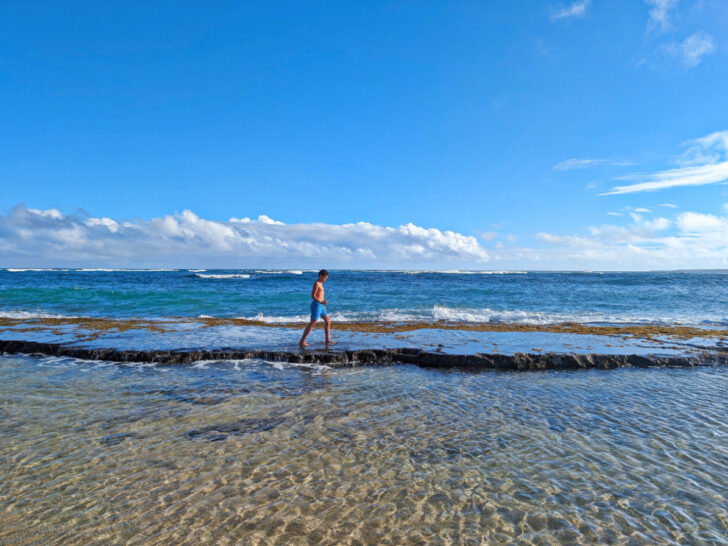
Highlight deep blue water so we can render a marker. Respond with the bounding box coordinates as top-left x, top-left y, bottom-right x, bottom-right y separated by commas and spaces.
1, 269, 727, 326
